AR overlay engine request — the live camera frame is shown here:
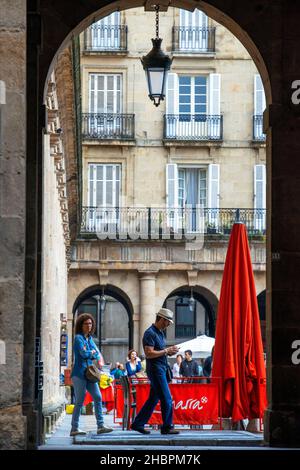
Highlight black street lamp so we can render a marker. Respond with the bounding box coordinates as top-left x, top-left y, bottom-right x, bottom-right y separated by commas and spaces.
141, 5, 173, 107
